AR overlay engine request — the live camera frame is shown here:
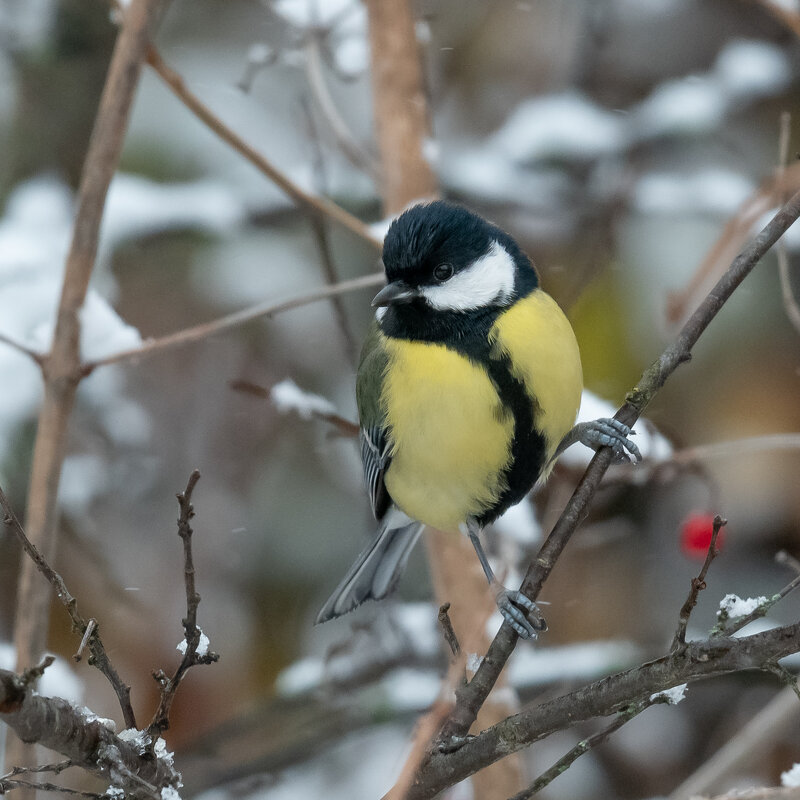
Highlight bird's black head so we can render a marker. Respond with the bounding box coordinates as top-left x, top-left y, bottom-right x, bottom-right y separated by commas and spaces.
374, 201, 538, 316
